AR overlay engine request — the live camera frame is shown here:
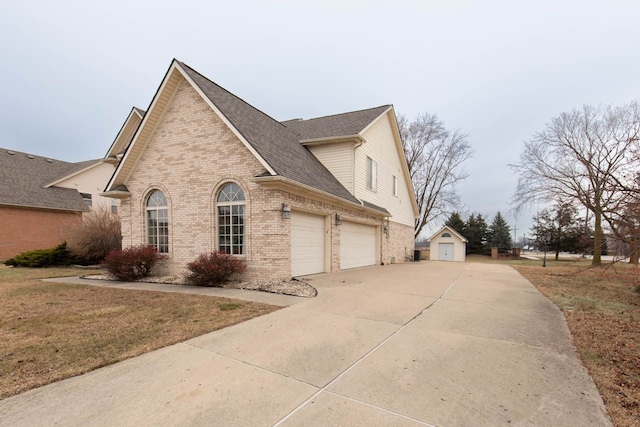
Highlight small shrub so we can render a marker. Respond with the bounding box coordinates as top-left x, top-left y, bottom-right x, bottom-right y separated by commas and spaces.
104, 245, 162, 281
68, 205, 122, 264
184, 251, 246, 287
3, 243, 80, 267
